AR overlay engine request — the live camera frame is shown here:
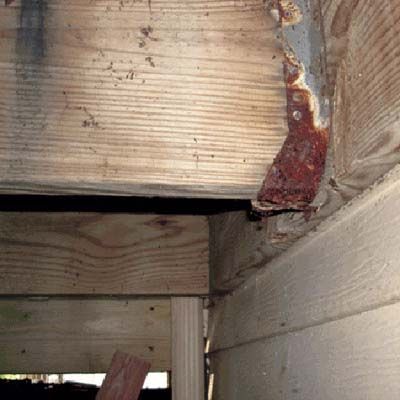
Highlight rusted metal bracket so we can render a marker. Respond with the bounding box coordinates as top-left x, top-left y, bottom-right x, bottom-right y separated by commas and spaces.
253, 0, 329, 216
